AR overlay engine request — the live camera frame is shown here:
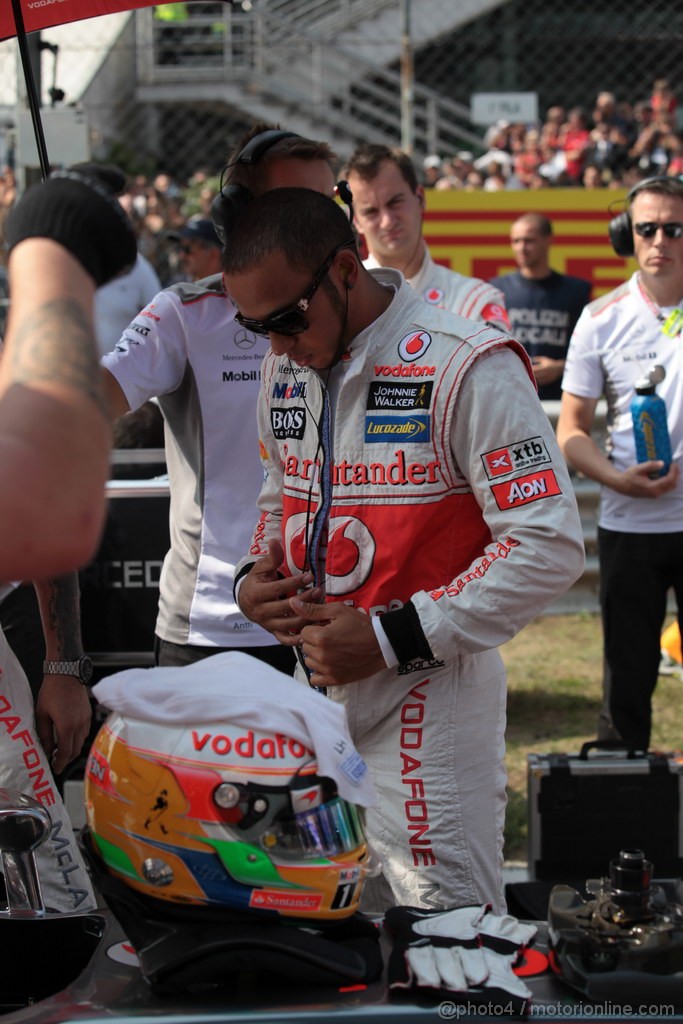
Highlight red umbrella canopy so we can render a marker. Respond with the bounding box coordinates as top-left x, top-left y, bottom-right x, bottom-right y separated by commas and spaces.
0, 1, 162, 41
